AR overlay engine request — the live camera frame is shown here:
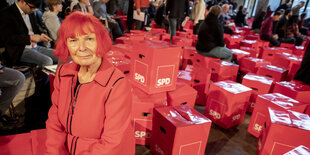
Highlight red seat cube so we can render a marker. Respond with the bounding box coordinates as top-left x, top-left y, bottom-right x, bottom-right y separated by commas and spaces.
241, 73, 274, 112
132, 87, 167, 145
151, 105, 211, 155
273, 81, 310, 104
209, 60, 239, 82
167, 82, 197, 107
271, 52, 302, 70
239, 57, 271, 73
258, 108, 310, 155
259, 47, 292, 62
248, 93, 307, 138
231, 49, 251, 60
240, 46, 259, 58
205, 81, 252, 128
257, 65, 288, 82
130, 40, 182, 94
